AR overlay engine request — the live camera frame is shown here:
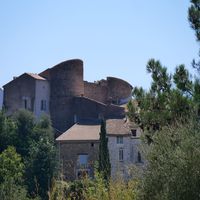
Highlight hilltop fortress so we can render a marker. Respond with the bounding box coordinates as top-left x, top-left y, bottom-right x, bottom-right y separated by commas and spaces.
3, 59, 133, 133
